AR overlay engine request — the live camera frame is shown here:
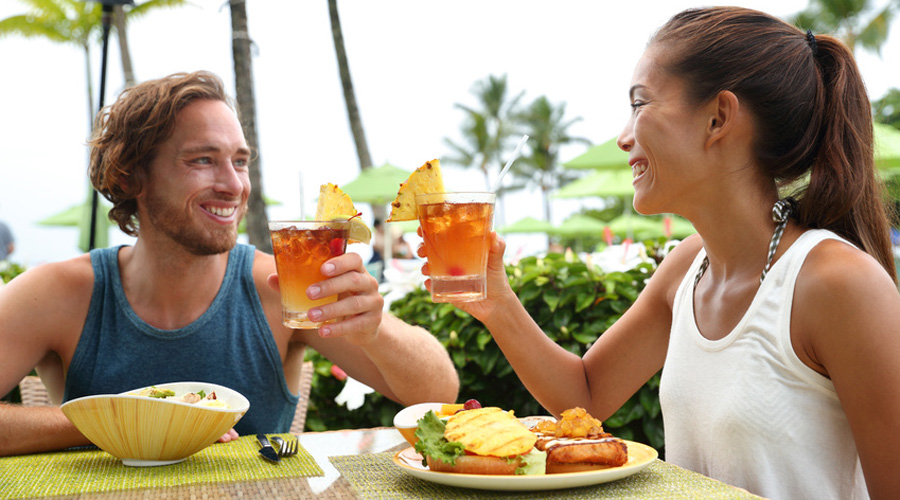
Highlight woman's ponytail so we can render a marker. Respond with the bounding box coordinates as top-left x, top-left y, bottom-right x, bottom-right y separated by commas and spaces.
797, 35, 896, 282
